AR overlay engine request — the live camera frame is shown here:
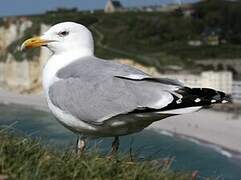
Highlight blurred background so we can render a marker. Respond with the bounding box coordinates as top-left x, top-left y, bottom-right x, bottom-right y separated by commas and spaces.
1, 0, 241, 179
